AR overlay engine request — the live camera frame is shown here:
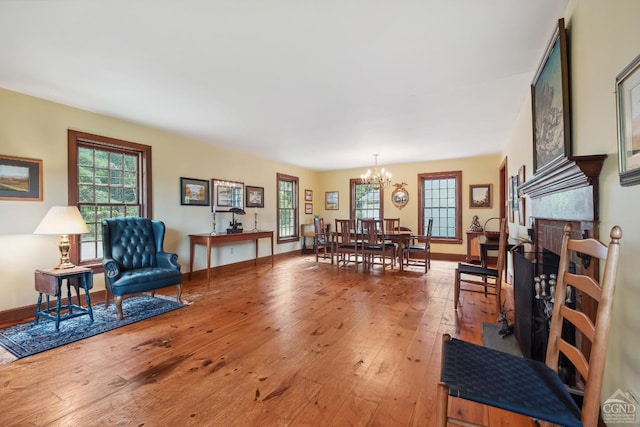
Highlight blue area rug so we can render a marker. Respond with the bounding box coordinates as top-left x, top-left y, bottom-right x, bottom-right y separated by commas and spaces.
0, 295, 184, 359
